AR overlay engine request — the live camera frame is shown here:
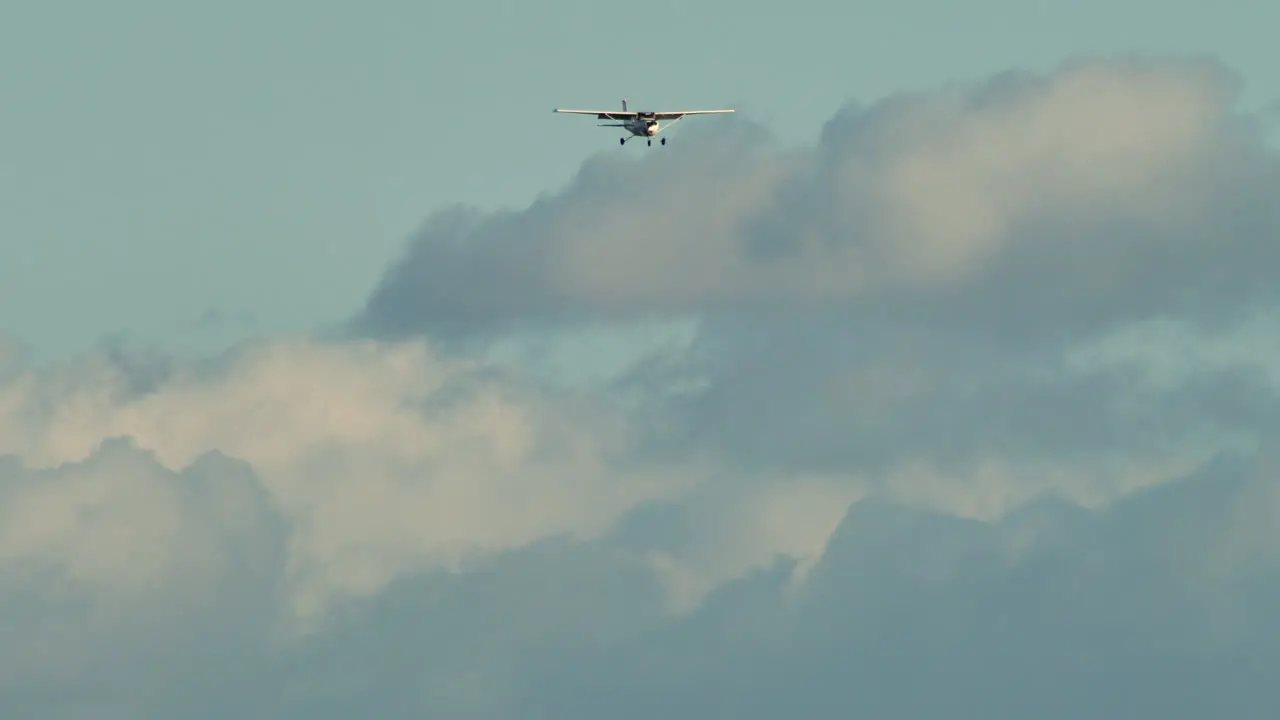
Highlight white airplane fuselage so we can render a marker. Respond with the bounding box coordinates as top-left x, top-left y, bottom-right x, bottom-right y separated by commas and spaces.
624, 118, 661, 136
